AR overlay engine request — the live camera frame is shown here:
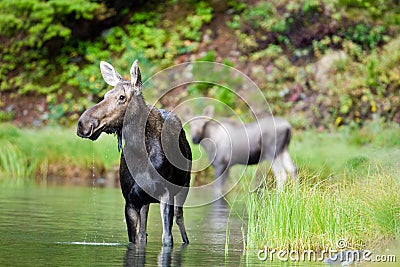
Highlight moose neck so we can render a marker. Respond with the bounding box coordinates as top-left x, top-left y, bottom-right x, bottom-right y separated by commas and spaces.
122, 93, 153, 153
201, 120, 214, 140
121, 92, 164, 175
